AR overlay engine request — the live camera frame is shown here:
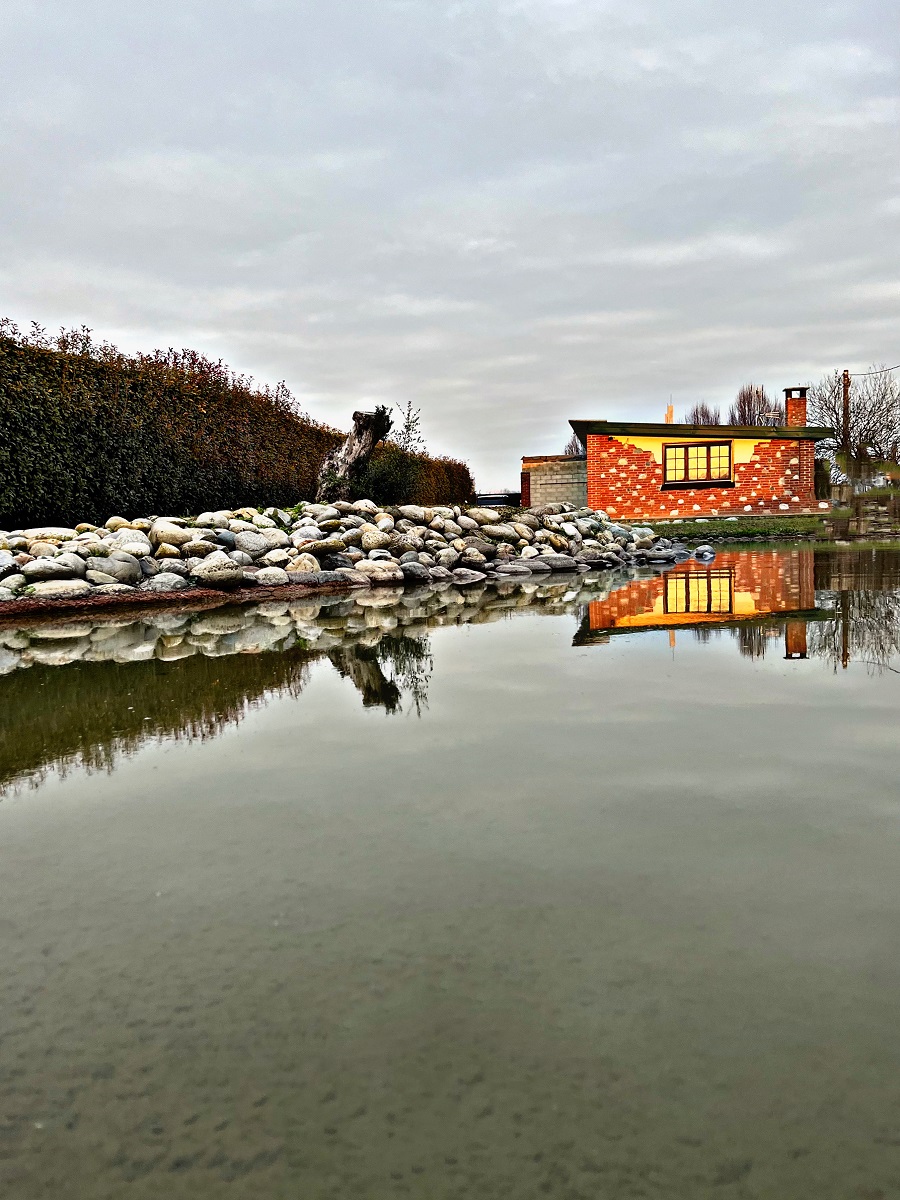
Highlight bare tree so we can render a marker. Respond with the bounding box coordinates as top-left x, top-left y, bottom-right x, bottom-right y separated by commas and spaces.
728, 382, 783, 425
563, 431, 585, 456
683, 402, 721, 425
808, 366, 900, 482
